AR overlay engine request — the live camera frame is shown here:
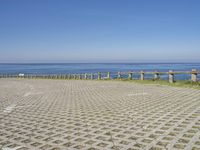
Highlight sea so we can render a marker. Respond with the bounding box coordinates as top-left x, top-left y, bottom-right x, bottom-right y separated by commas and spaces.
0, 63, 200, 80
